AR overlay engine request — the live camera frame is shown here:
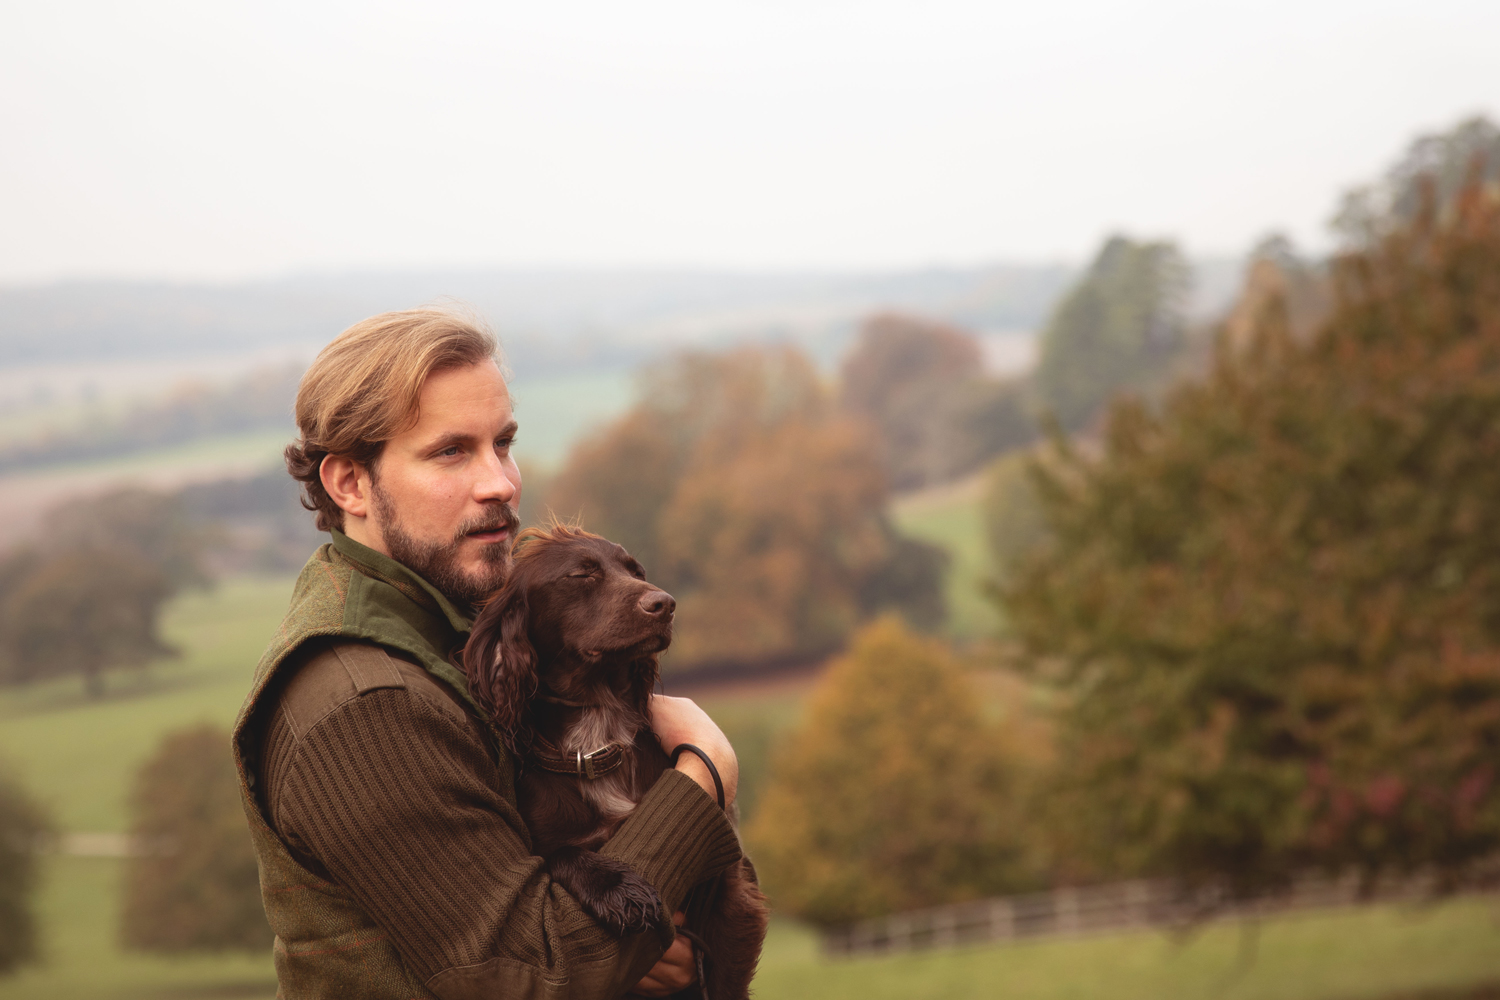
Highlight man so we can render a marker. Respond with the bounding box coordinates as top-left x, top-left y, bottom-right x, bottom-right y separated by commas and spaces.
232, 308, 741, 999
